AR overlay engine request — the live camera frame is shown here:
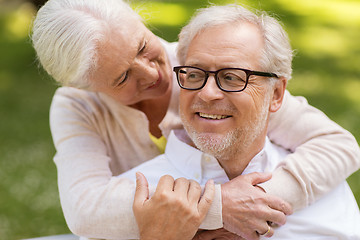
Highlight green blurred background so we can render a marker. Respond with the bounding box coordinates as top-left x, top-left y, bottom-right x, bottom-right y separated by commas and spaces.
0, 0, 359, 239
